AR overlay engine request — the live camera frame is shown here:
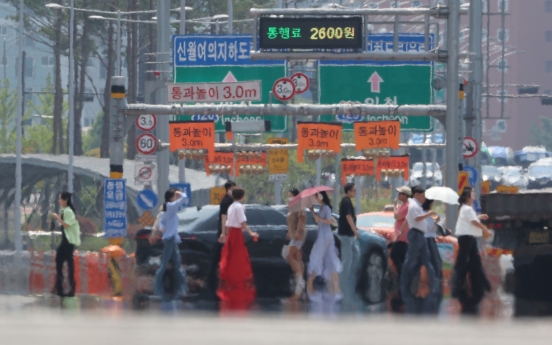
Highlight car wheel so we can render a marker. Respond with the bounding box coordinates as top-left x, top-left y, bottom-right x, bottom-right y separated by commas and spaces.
356, 247, 387, 304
